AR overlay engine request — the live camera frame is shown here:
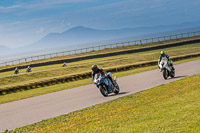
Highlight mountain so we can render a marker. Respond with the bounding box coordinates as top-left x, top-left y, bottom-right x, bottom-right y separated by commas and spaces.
28, 26, 133, 49
1, 22, 200, 61
26, 21, 200, 51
